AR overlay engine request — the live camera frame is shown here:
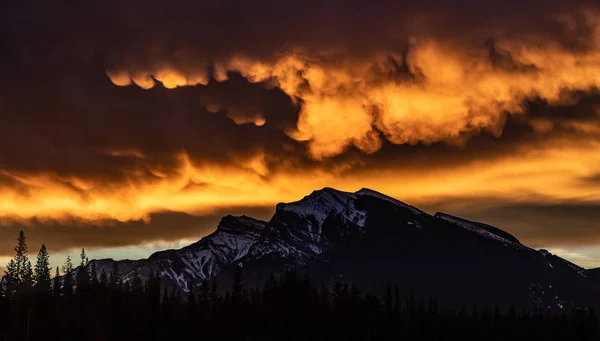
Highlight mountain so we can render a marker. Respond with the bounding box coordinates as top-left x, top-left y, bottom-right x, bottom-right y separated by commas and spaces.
84, 187, 599, 310
590, 268, 600, 283
88, 215, 266, 292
